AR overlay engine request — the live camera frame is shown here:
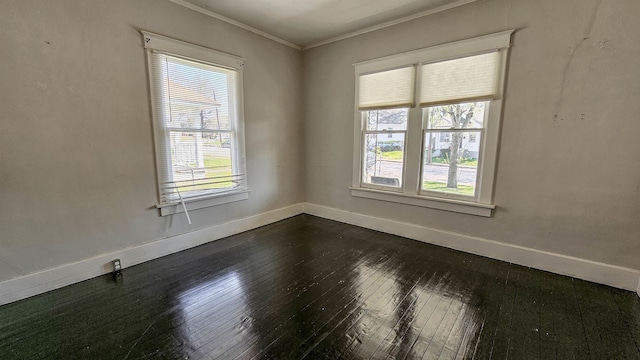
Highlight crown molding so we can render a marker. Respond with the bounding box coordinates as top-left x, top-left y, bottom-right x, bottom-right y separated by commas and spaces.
170, 0, 478, 52
302, 0, 478, 50
168, 0, 302, 50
